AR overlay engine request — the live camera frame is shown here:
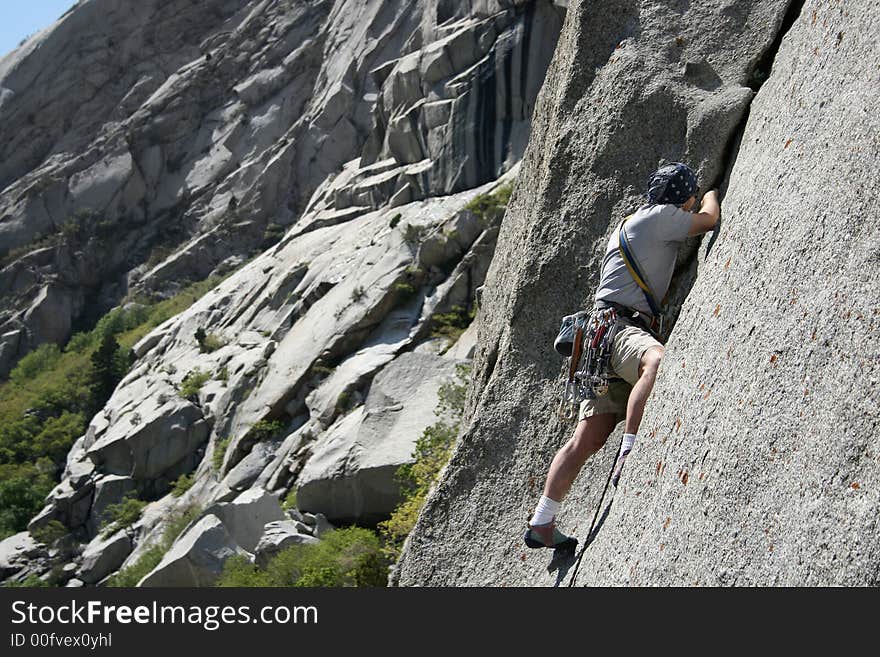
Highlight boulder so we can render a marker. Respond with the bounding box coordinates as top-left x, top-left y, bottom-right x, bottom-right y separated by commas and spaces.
138, 514, 247, 587
28, 478, 94, 532
224, 440, 280, 492
64, 457, 95, 489
296, 352, 463, 523
86, 392, 209, 480
77, 530, 133, 585
22, 283, 77, 346
254, 520, 320, 567
204, 488, 285, 552
0, 532, 43, 580
67, 150, 134, 211
569, 0, 880, 587
445, 321, 478, 360
301, 512, 335, 539
86, 475, 136, 537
